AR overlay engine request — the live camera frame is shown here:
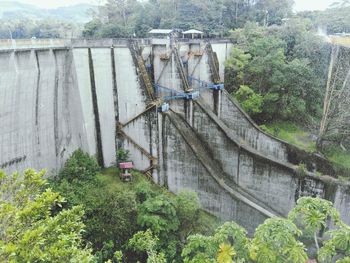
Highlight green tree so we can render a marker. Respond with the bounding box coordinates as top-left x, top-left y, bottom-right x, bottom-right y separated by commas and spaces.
0, 169, 93, 262
175, 190, 201, 239
82, 19, 103, 38
225, 47, 251, 92
217, 243, 236, 263
183, 197, 350, 262
137, 194, 180, 237
57, 149, 100, 182
234, 85, 263, 115
51, 152, 138, 261
254, 0, 294, 26
288, 197, 350, 262
250, 218, 307, 263
128, 229, 166, 263
288, 196, 341, 253
318, 223, 350, 262
182, 222, 250, 263
227, 22, 329, 123
181, 234, 218, 262
137, 193, 180, 260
